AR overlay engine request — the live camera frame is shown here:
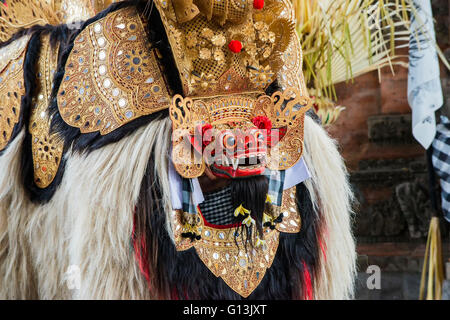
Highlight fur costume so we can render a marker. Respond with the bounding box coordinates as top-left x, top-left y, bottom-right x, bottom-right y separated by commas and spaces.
0, 0, 356, 299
